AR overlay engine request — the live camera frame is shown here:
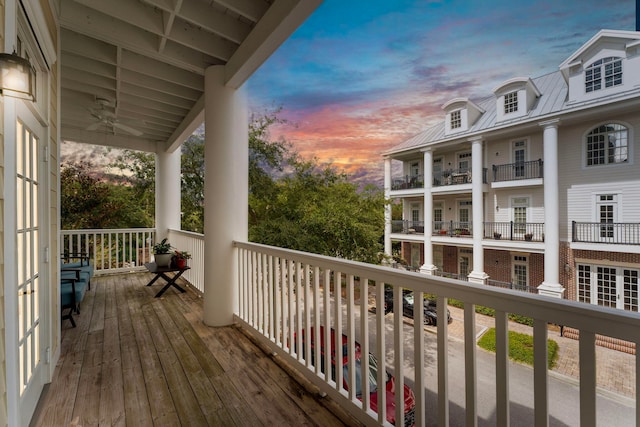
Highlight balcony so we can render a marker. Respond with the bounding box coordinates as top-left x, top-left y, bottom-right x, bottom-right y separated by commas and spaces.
53, 229, 638, 425
392, 174, 424, 190
484, 222, 545, 242
572, 221, 640, 245
492, 159, 544, 183
433, 167, 487, 187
